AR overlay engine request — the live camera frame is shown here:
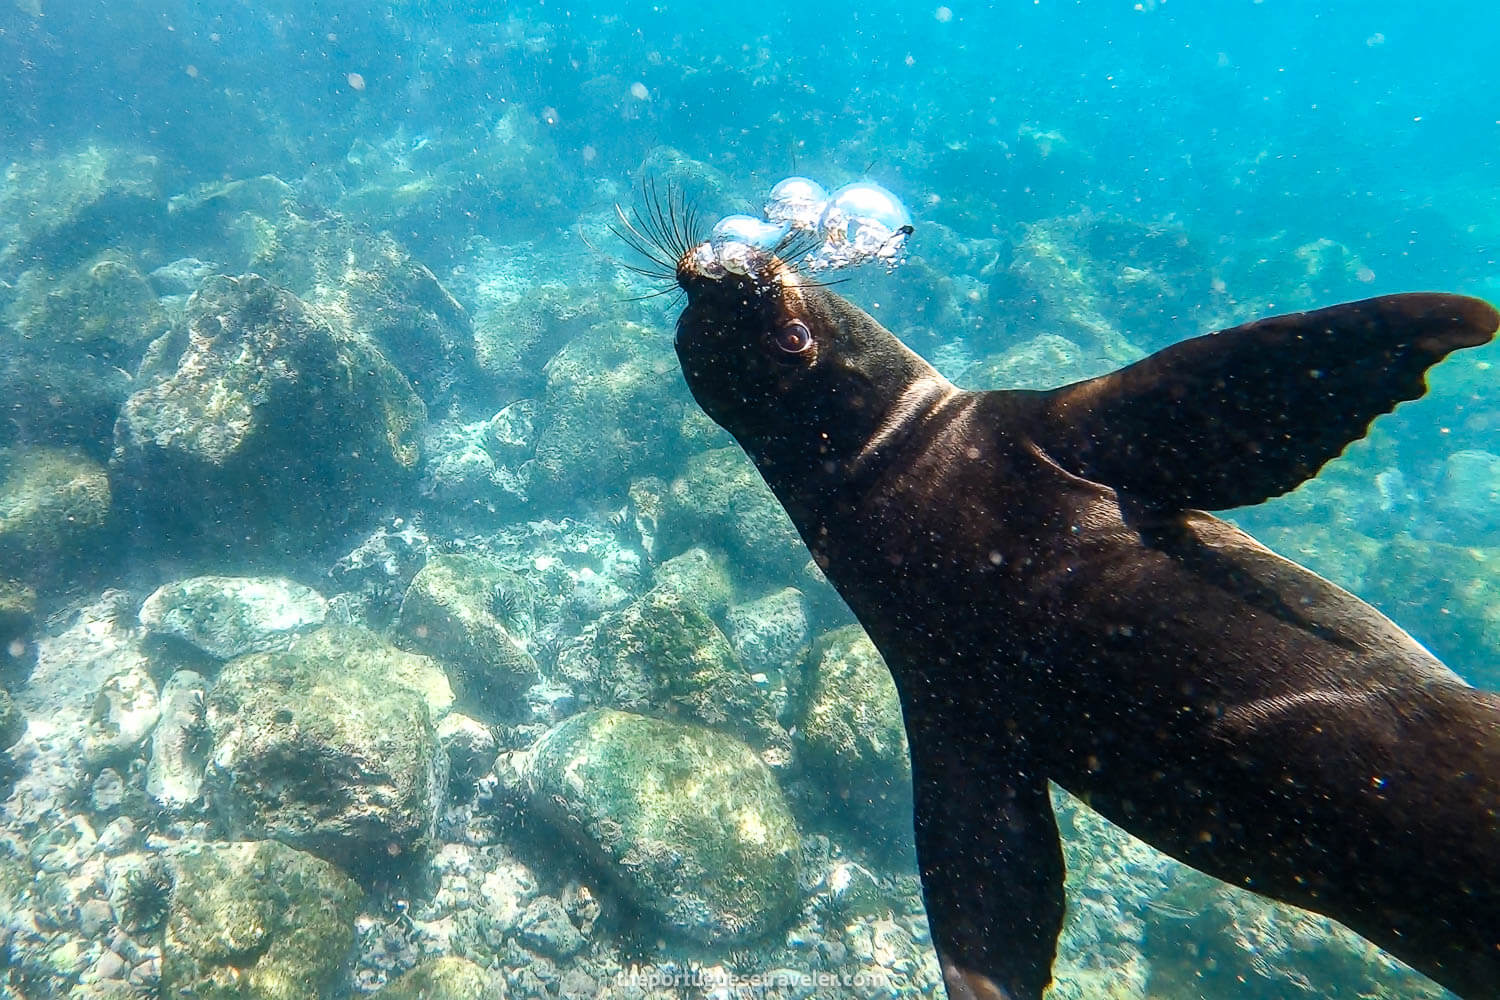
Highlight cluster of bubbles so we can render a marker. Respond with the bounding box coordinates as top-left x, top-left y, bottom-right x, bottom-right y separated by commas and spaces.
705, 177, 913, 277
